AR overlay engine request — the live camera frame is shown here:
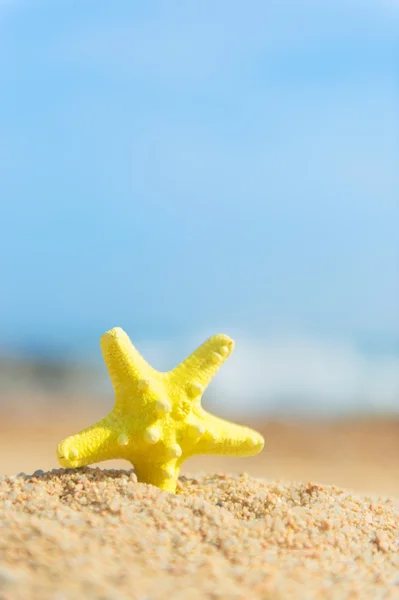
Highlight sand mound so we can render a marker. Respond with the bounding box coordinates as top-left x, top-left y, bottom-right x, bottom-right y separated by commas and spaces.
0, 468, 398, 599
